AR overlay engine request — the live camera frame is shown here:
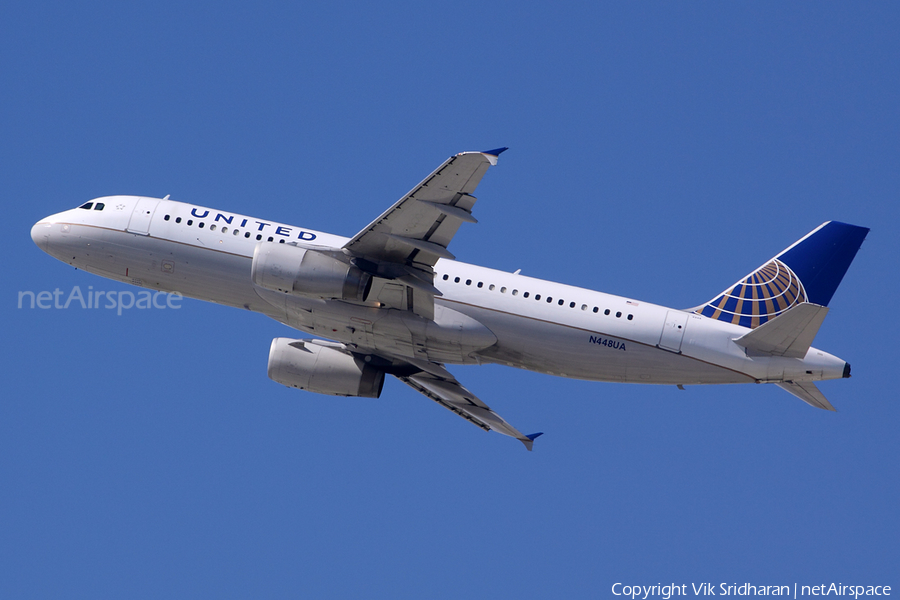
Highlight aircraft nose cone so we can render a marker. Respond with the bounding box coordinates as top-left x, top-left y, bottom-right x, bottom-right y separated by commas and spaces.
31, 220, 50, 251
